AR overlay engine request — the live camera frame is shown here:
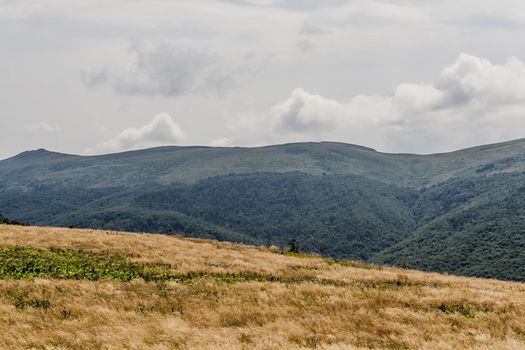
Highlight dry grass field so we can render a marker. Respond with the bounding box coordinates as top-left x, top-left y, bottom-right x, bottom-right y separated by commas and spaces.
0, 224, 524, 350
